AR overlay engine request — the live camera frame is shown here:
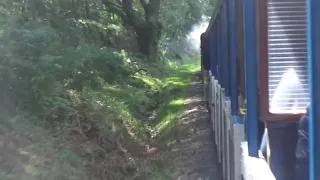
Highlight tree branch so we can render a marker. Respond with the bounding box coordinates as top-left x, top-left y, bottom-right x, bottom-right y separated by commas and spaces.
101, 0, 129, 23
101, 0, 122, 9
121, 0, 144, 27
101, 0, 144, 27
